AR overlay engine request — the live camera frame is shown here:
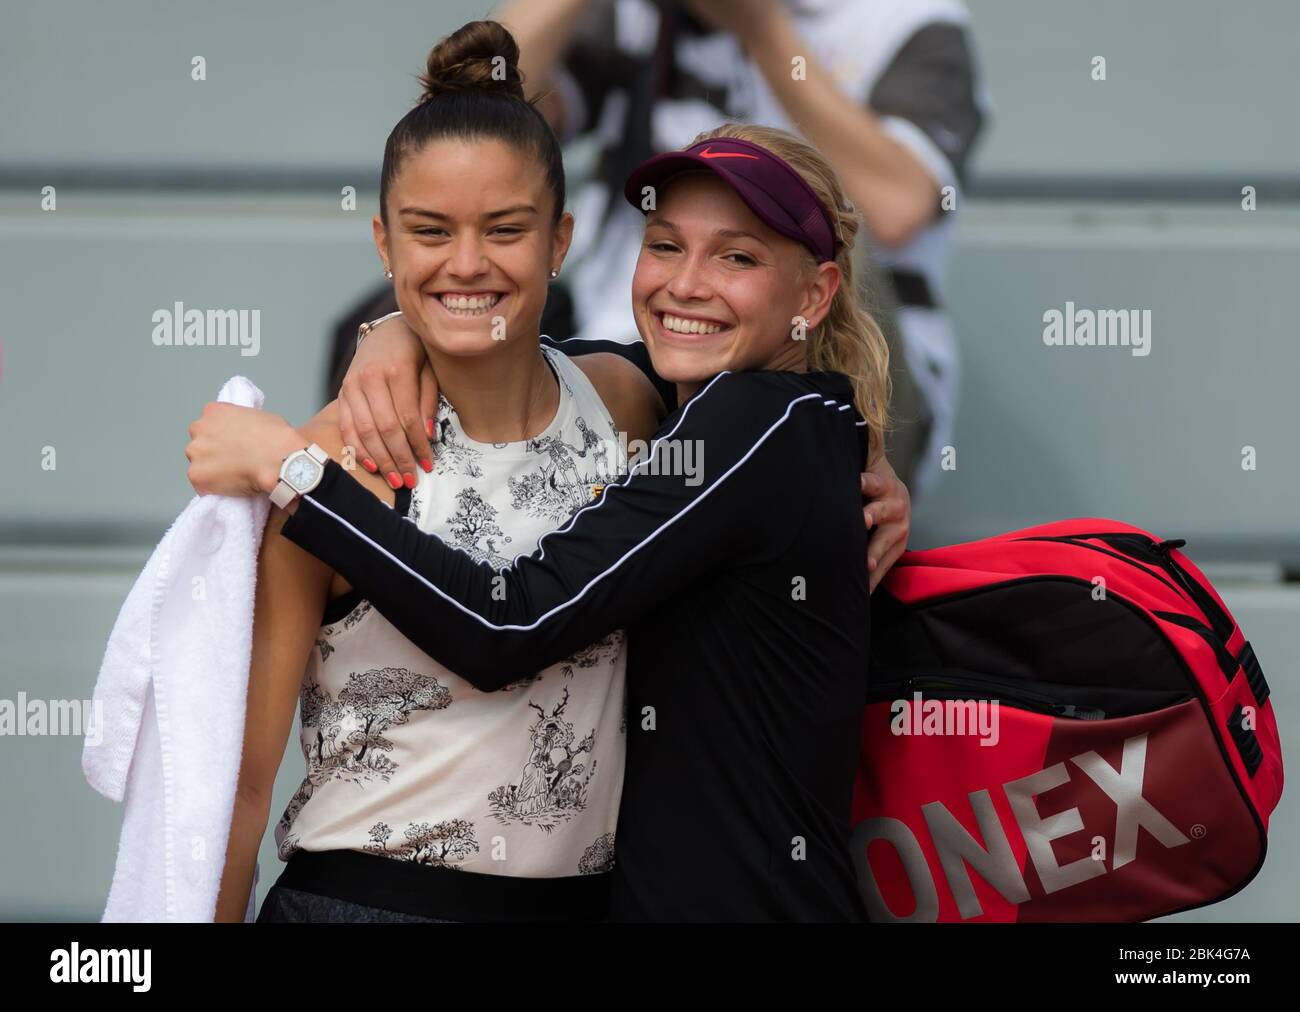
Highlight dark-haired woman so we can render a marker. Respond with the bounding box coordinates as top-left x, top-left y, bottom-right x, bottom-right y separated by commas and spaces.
195, 21, 665, 924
